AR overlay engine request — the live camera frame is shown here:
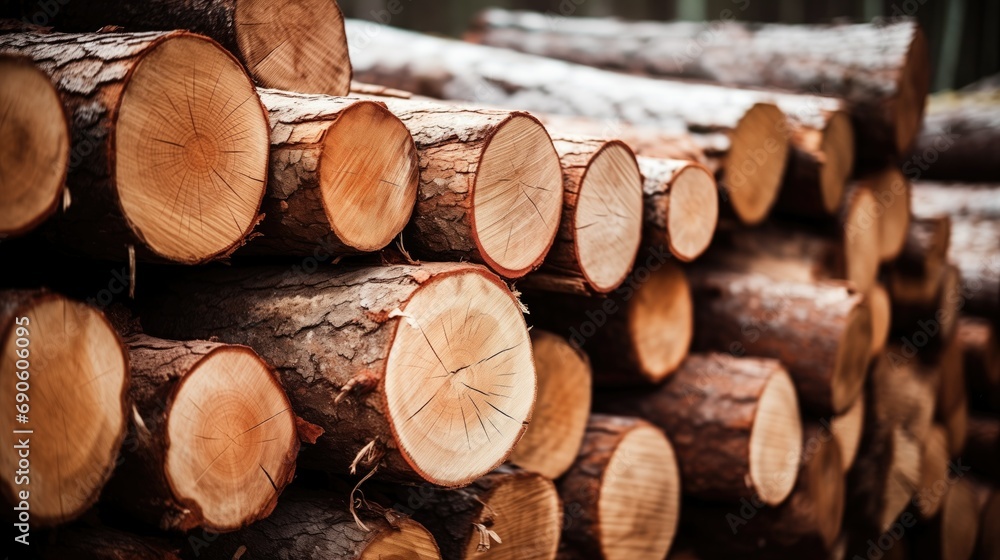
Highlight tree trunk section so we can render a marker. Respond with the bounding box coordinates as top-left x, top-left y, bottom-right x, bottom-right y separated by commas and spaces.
965, 414, 1000, 482
688, 267, 871, 415
637, 157, 718, 262
959, 317, 1000, 411
11, 0, 352, 95
598, 354, 802, 505
345, 20, 790, 226
521, 259, 692, 385
557, 414, 681, 560
0, 289, 129, 527
238, 89, 418, 257
912, 89, 1000, 182
911, 479, 980, 560
469, 10, 930, 162
101, 334, 299, 532
894, 215, 951, 278
0, 30, 269, 264
41, 525, 182, 559
136, 263, 535, 487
